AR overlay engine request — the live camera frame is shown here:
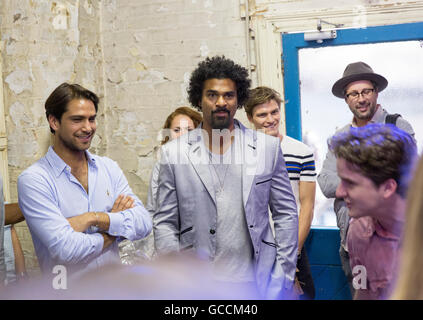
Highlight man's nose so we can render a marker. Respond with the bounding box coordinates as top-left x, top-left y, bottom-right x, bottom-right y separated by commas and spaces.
82, 119, 93, 131
335, 183, 346, 199
265, 114, 274, 123
216, 95, 227, 106
357, 93, 367, 103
